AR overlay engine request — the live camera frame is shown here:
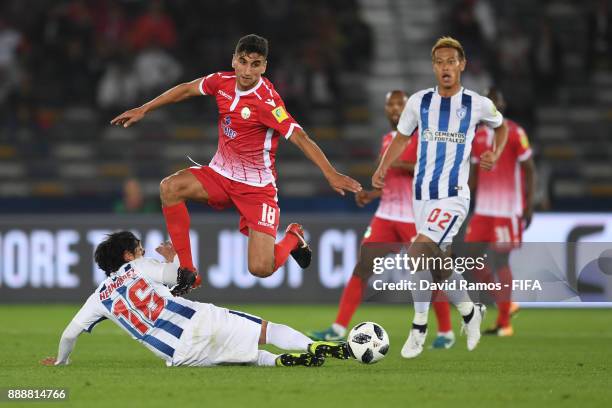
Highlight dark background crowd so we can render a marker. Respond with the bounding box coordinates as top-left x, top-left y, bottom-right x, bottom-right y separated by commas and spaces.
0, 0, 610, 213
